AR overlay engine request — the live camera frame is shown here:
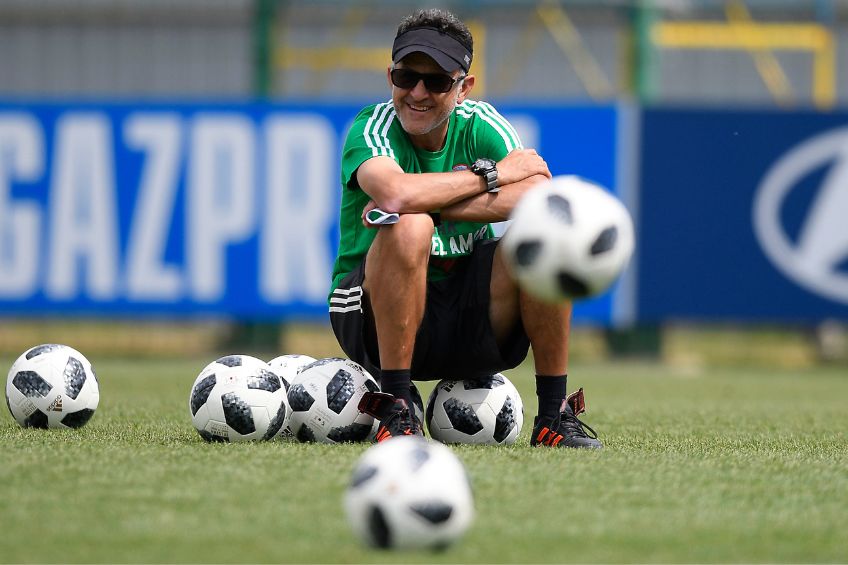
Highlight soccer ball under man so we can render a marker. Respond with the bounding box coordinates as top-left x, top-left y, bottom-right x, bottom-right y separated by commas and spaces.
501, 175, 635, 302
344, 436, 474, 550
5, 344, 100, 429
287, 357, 380, 443
189, 354, 289, 442
425, 373, 524, 445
